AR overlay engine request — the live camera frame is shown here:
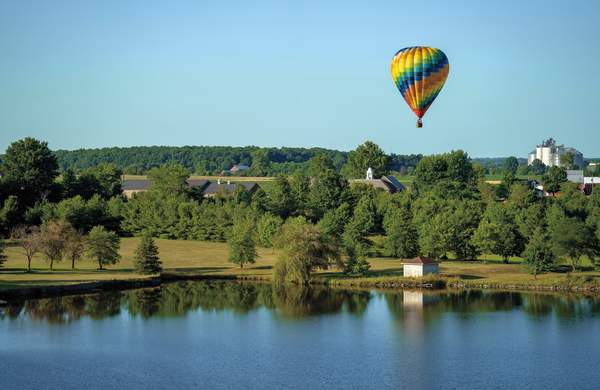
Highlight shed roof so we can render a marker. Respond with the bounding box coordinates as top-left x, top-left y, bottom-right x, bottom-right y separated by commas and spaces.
402, 256, 438, 265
